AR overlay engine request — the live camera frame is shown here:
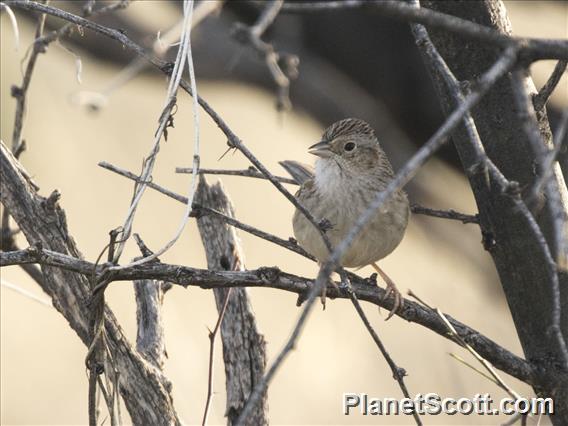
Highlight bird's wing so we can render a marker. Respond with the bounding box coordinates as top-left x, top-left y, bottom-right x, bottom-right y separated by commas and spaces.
279, 160, 314, 185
